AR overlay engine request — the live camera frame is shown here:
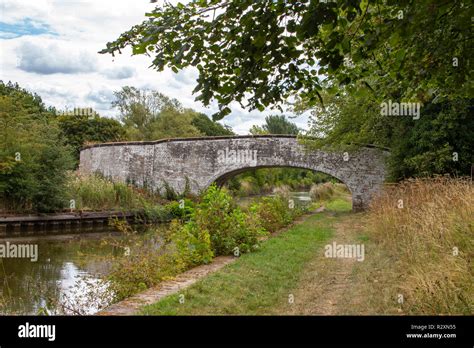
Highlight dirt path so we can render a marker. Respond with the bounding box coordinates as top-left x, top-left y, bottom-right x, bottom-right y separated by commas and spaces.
278, 212, 365, 315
